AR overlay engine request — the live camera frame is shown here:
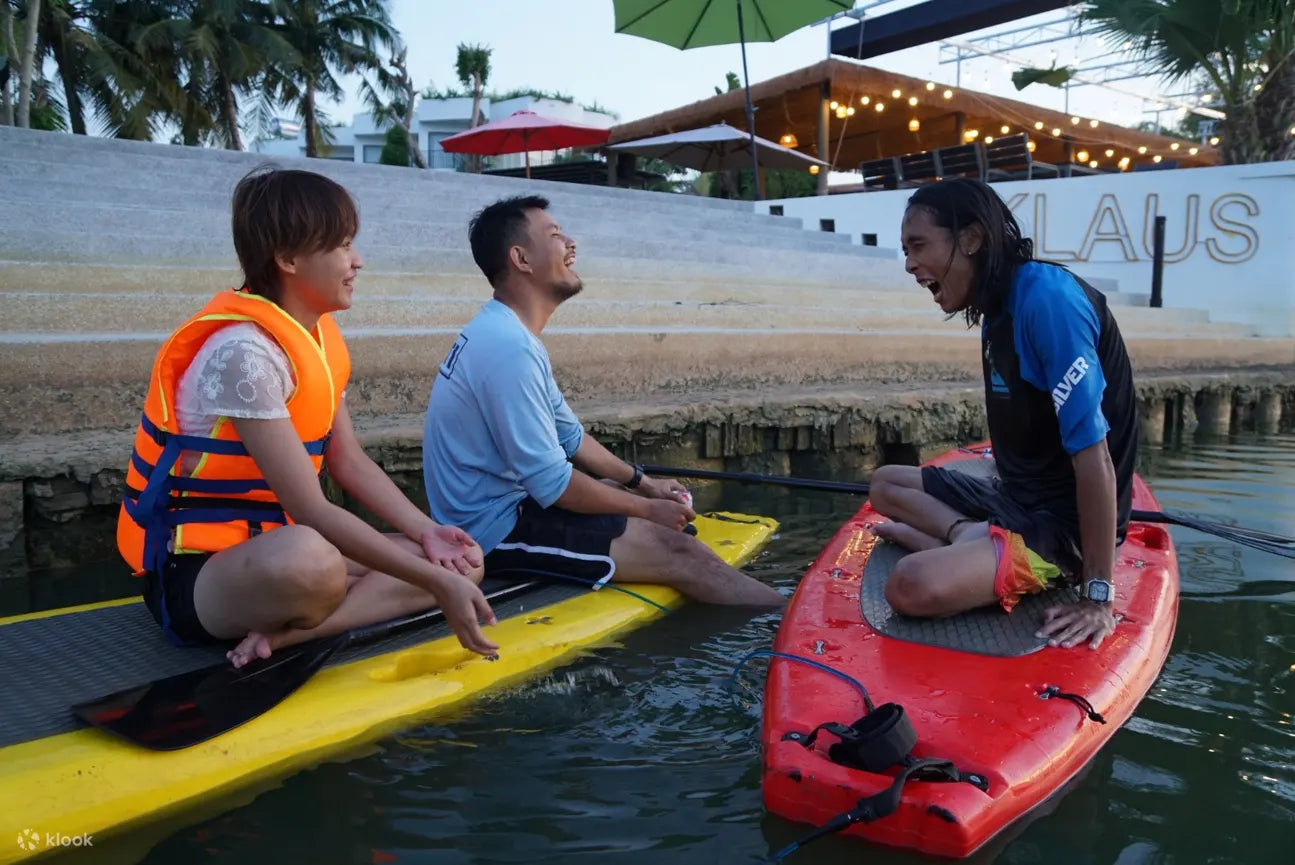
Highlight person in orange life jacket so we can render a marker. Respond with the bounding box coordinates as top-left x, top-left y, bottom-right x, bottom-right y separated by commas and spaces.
118, 167, 497, 668
867, 179, 1138, 650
